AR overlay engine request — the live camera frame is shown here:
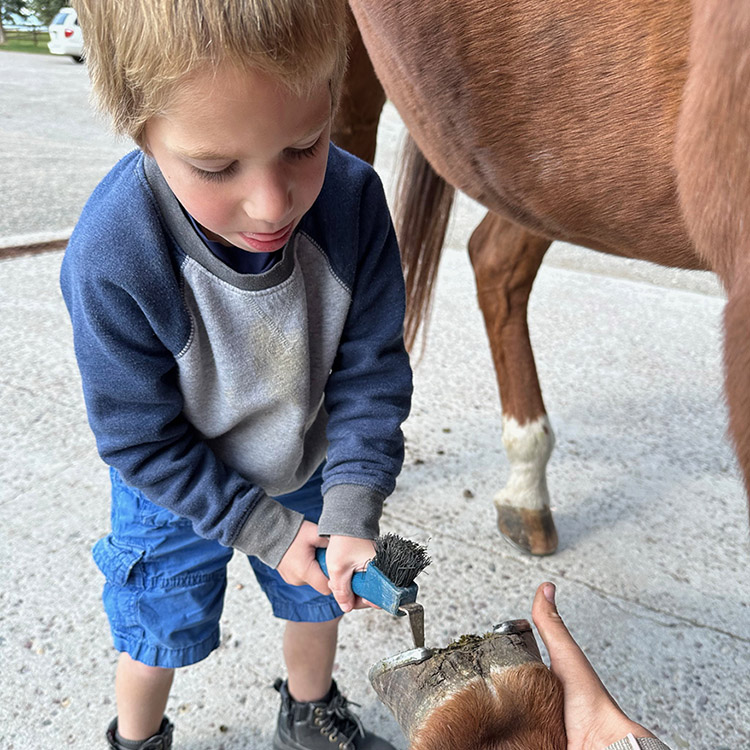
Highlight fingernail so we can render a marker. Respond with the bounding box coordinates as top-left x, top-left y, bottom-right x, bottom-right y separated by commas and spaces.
543, 583, 556, 604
